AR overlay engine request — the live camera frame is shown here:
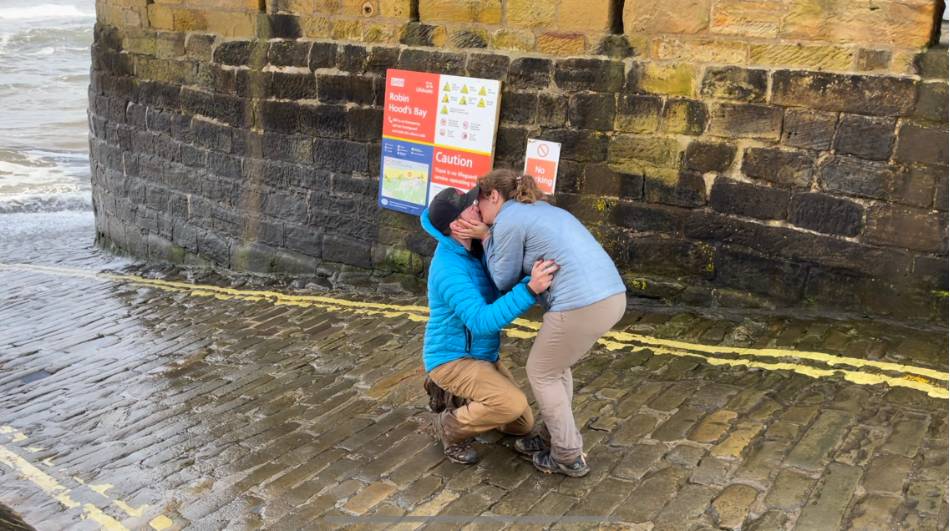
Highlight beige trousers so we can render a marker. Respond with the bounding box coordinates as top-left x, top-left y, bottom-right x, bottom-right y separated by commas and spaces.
429, 358, 534, 442
527, 293, 627, 462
